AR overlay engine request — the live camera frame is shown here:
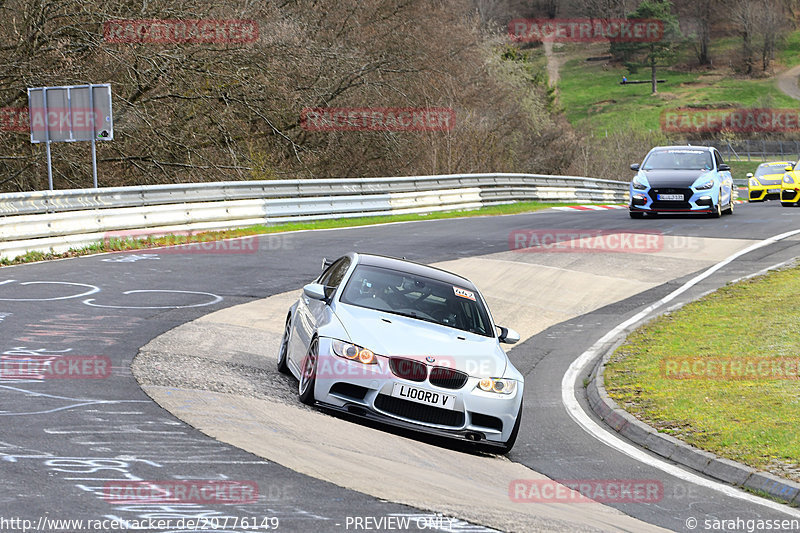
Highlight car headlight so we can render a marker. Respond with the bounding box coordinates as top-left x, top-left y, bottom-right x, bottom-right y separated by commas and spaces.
478, 378, 516, 395
631, 176, 648, 190
331, 340, 377, 365
749, 178, 760, 187
696, 179, 715, 190
785, 174, 795, 184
